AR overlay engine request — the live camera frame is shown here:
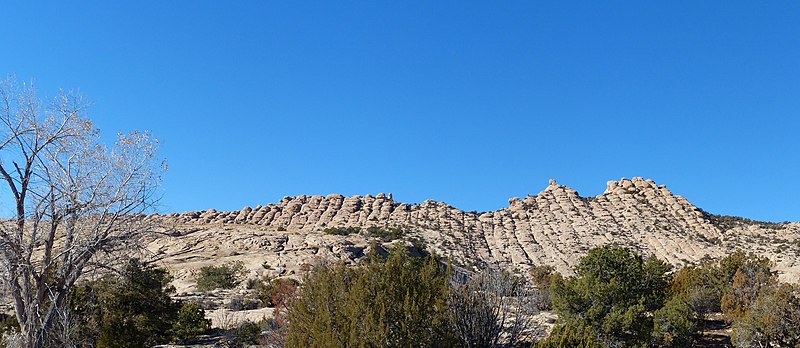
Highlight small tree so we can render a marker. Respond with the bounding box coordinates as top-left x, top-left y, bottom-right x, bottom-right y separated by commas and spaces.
0, 76, 164, 347
550, 245, 672, 347
171, 302, 211, 343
